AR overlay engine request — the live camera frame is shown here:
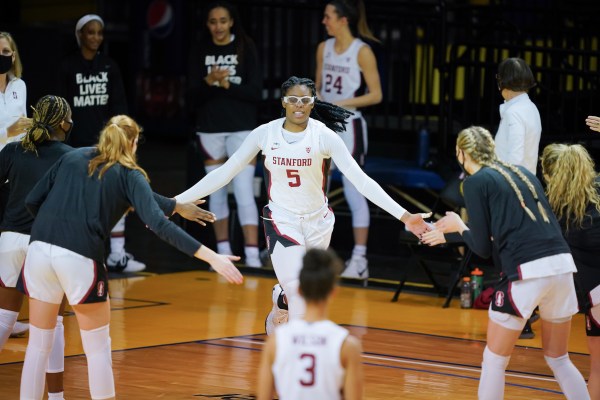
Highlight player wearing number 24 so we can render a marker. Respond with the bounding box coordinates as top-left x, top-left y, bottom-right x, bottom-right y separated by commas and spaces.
175, 76, 429, 332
